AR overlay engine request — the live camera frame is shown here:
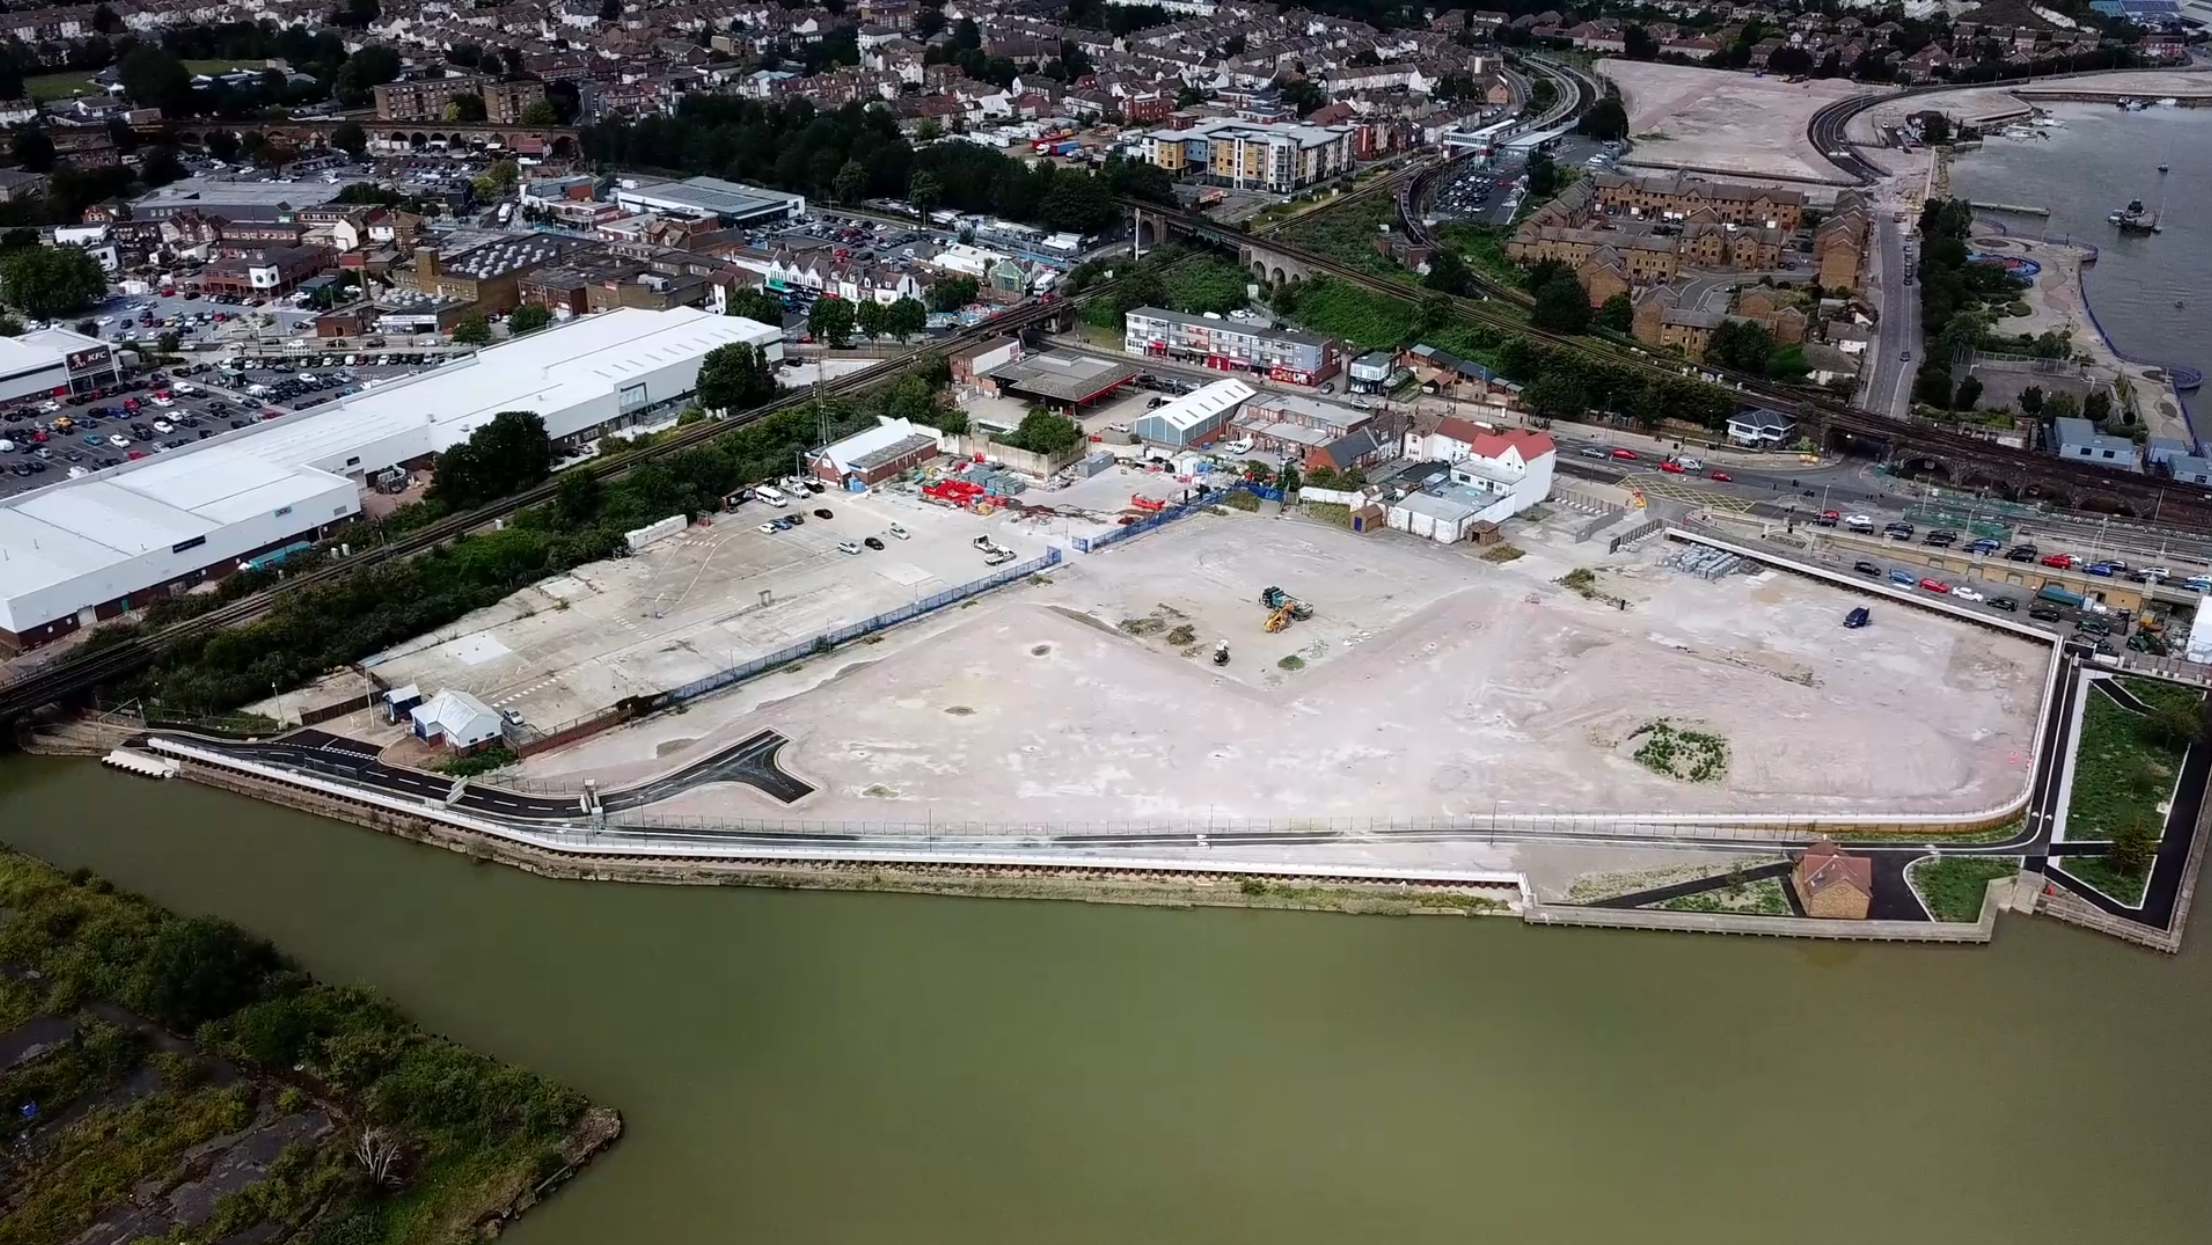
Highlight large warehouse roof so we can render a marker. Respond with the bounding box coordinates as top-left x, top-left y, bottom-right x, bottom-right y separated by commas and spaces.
234, 306, 780, 472
0, 448, 352, 620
